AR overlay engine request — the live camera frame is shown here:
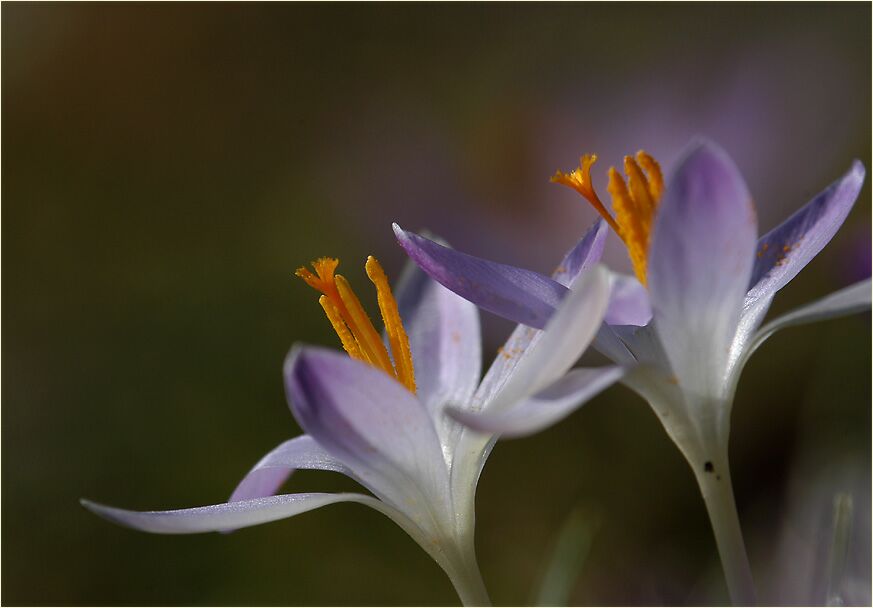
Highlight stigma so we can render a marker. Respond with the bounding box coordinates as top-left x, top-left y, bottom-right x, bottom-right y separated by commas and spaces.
552, 150, 664, 285
296, 256, 416, 393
